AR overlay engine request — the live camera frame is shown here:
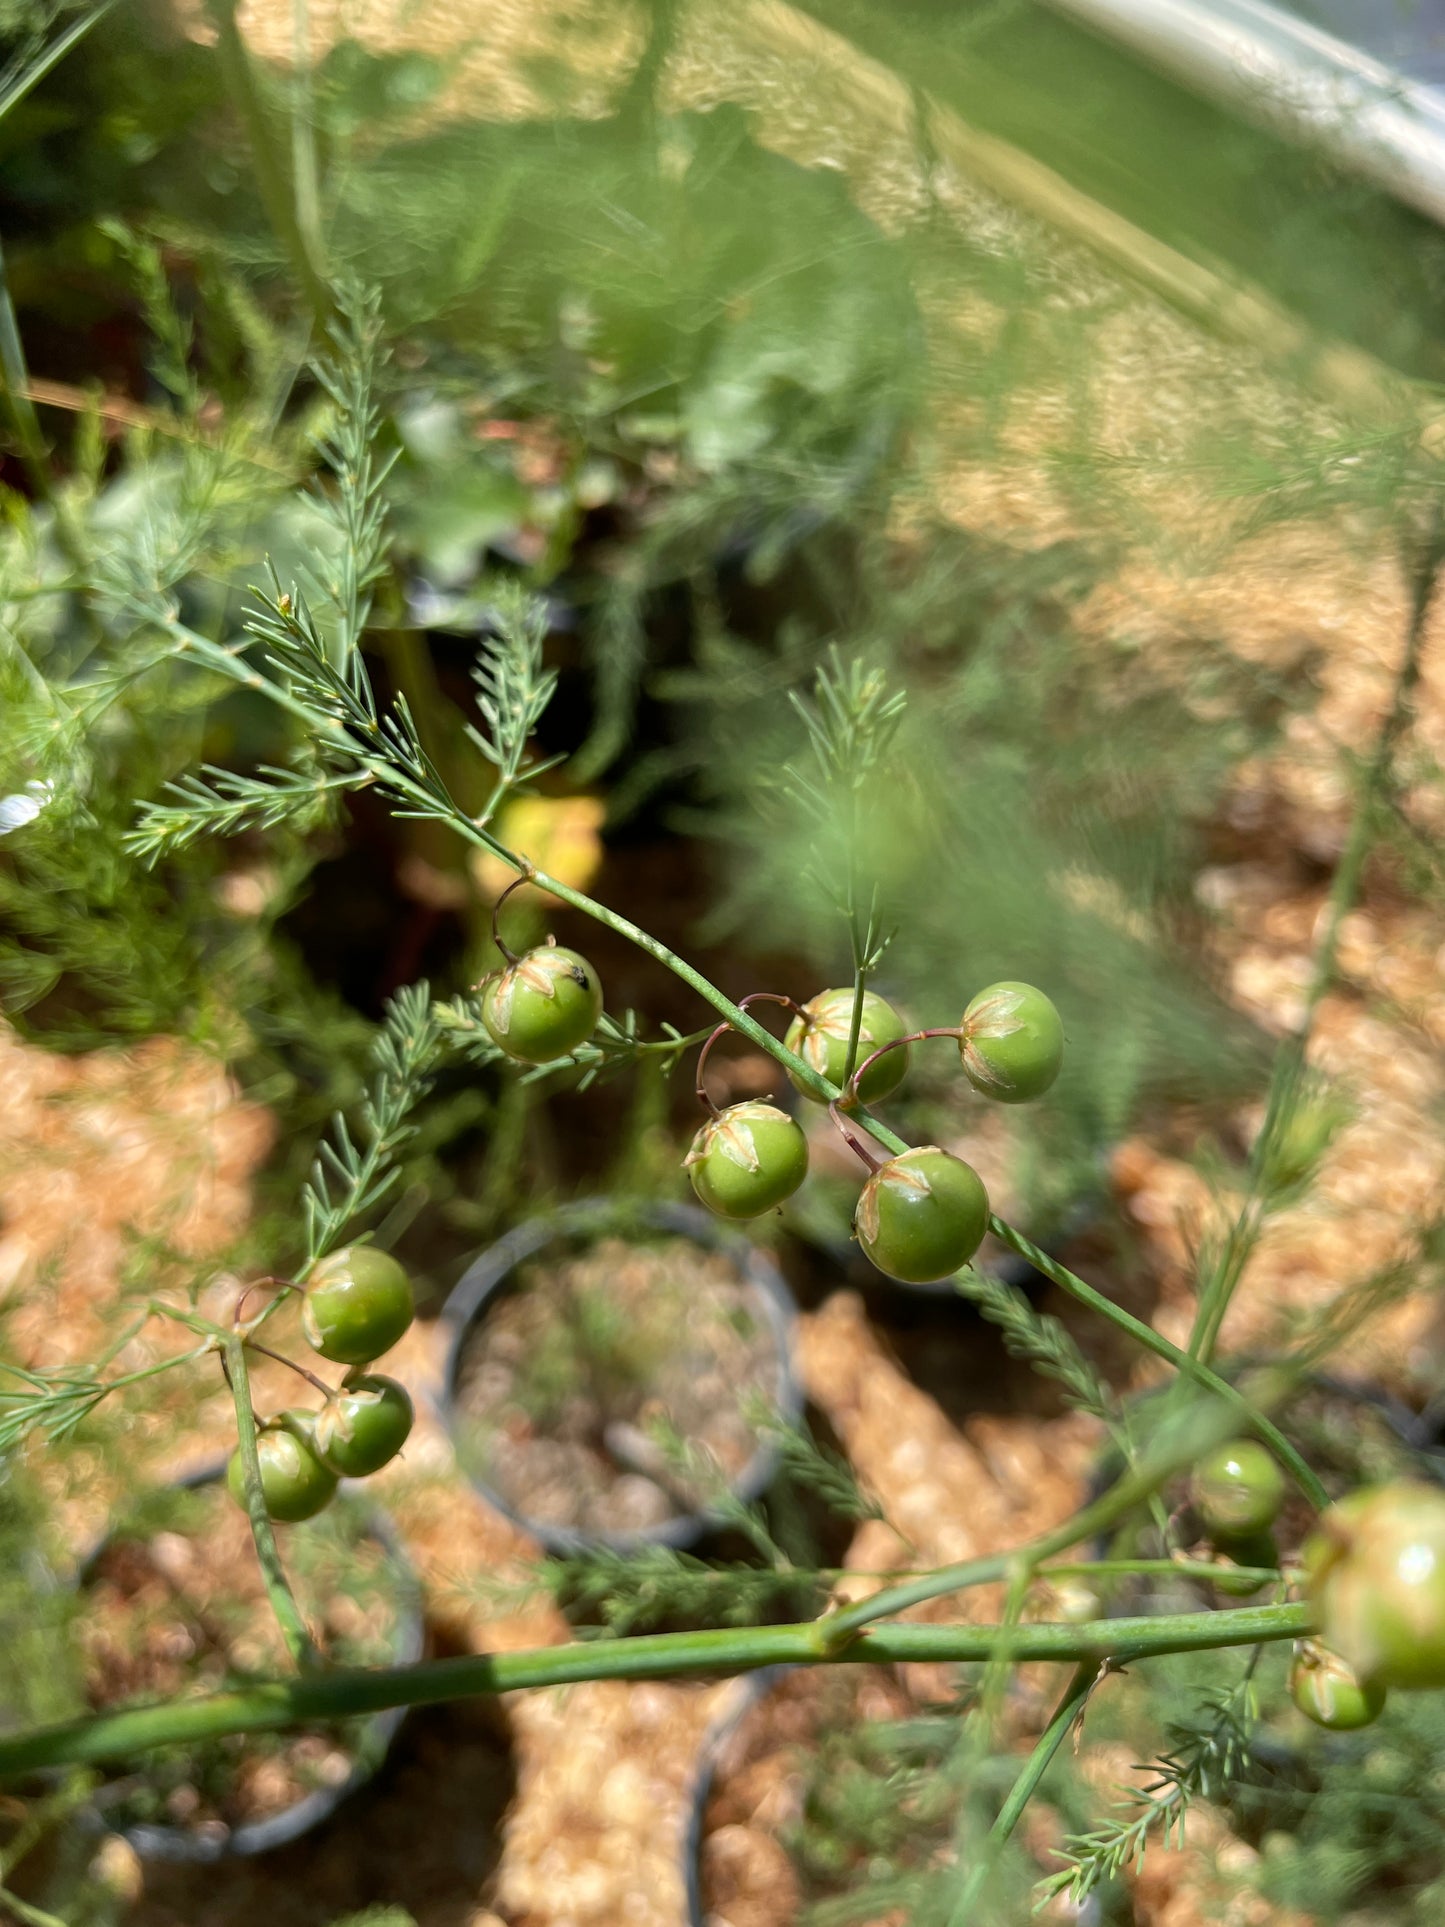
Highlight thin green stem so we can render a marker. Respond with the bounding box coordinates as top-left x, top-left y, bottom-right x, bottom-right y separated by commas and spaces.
0, 236, 95, 591
975, 1558, 1031, 1733
0, 1602, 1312, 1780
949, 1660, 1097, 1924
0, 1884, 68, 1927
221, 1332, 319, 1672
817, 1378, 1306, 1647
288, 0, 326, 285
0, 2, 116, 125
145, 1298, 224, 1341
204, 0, 331, 330
0, 1778, 91, 1881
841, 962, 870, 1090
1041, 1558, 1279, 1584
988, 1219, 1327, 1511
841, 809, 869, 1086
0, 236, 49, 498
88, 1347, 211, 1400
1187, 524, 1442, 1365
